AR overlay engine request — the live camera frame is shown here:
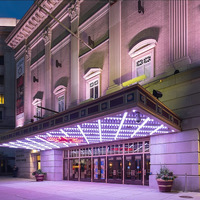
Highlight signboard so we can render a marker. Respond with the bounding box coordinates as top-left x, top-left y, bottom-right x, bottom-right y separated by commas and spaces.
16, 57, 24, 119
46, 136, 84, 143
